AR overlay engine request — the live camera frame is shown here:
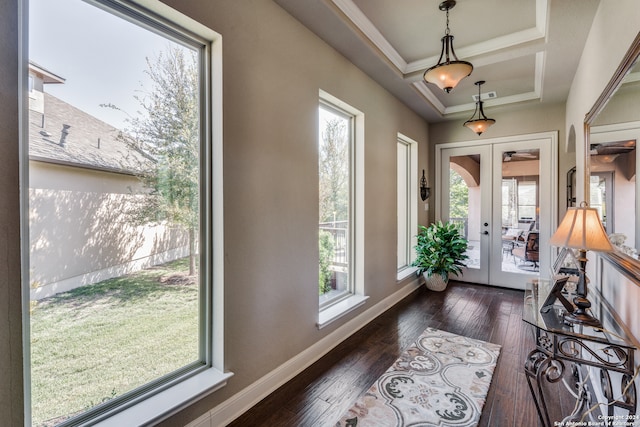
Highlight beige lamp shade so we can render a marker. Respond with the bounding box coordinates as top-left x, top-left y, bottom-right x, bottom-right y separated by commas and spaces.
423, 61, 473, 93
549, 206, 614, 252
463, 118, 495, 136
